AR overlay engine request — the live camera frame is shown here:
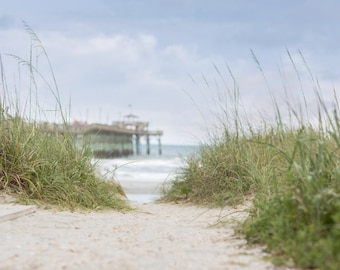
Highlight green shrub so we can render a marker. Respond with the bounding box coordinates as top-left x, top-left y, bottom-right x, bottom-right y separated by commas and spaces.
243, 126, 340, 269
